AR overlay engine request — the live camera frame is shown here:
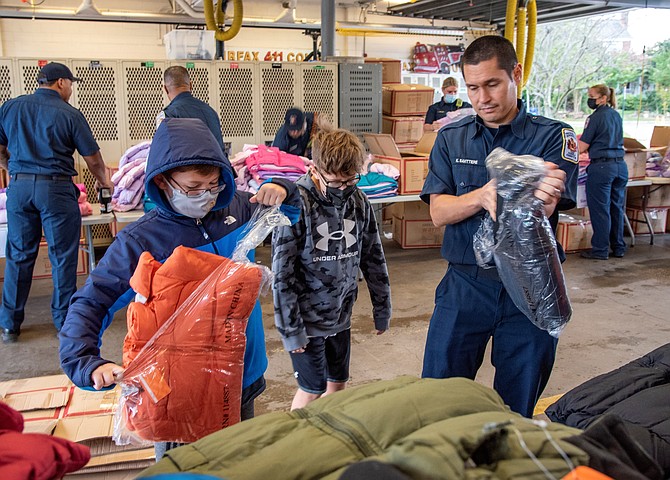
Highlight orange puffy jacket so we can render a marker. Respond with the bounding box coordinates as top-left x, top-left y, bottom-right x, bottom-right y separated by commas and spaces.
119, 246, 264, 443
